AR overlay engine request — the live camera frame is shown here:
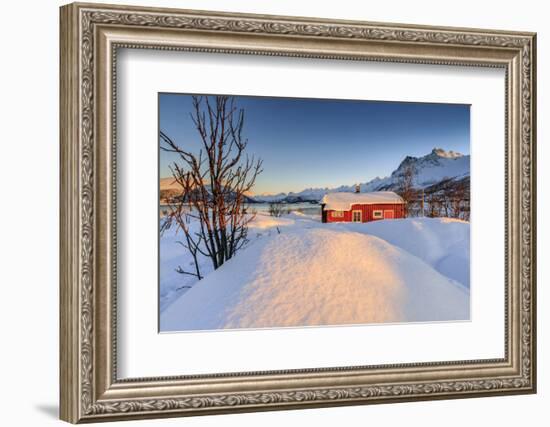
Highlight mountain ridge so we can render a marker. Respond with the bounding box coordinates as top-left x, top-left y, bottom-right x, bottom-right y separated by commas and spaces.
252, 147, 470, 203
